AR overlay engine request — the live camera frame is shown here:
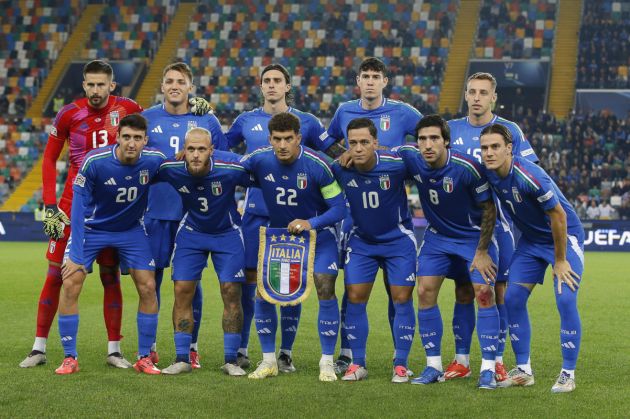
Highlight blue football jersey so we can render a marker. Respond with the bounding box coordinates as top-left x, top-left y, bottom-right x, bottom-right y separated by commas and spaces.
397, 146, 492, 240
484, 156, 584, 244
240, 145, 346, 230
70, 145, 165, 261
142, 104, 228, 221
155, 150, 251, 235
226, 107, 328, 218
448, 115, 538, 163
449, 114, 538, 233
332, 150, 413, 242
325, 98, 422, 149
